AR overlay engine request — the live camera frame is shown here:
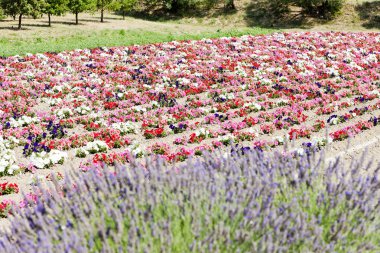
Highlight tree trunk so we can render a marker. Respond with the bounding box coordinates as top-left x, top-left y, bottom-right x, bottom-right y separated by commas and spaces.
225, 0, 236, 10
101, 9, 104, 23
13, 15, 16, 21
170, 0, 180, 13
18, 14, 22, 30
48, 13, 51, 27
75, 12, 78, 25
123, 10, 125, 20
